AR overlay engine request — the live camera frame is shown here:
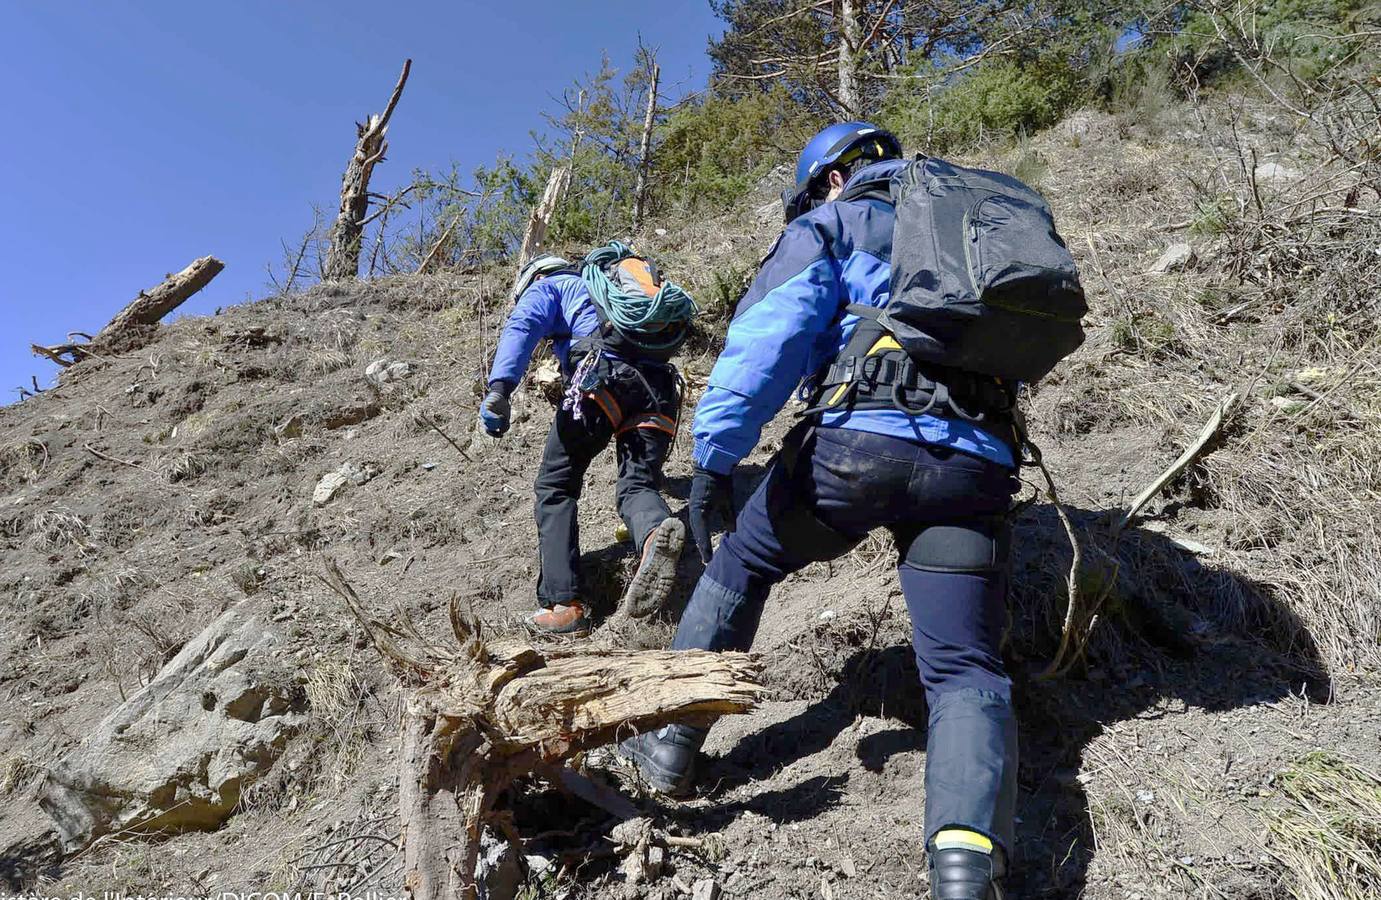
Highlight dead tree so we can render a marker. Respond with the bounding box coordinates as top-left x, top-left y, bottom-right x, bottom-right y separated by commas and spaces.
631, 58, 661, 233
511, 90, 586, 296
320, 562, 763, 900
837, 0, 863, 116
513, 164, 572, 283
322, 59, 412, 281
31, 255, 225, 366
